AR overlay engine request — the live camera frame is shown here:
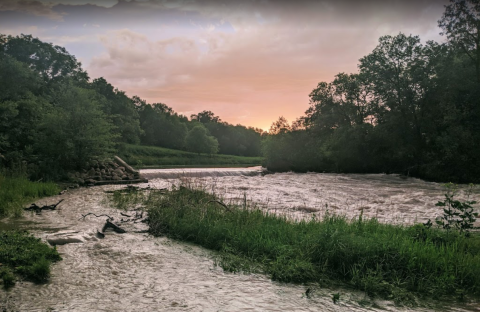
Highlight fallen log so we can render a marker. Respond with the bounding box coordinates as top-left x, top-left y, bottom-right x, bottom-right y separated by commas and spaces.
102, 220, 126, 234
25, 199, 64, 212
